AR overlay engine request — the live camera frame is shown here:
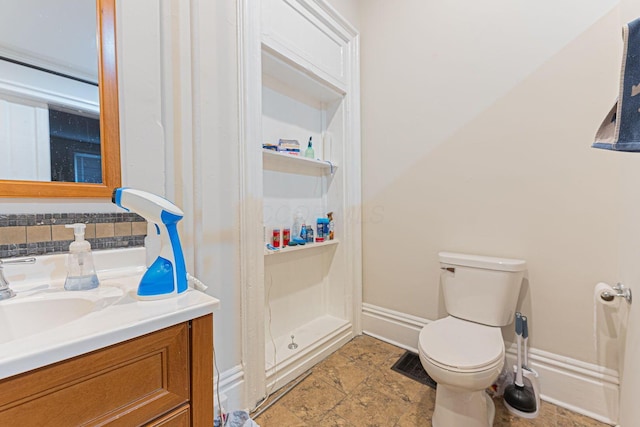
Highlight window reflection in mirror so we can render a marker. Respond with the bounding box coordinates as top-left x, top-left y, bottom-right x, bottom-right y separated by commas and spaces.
0, 0, 101, 184
49, 108, 101, 183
